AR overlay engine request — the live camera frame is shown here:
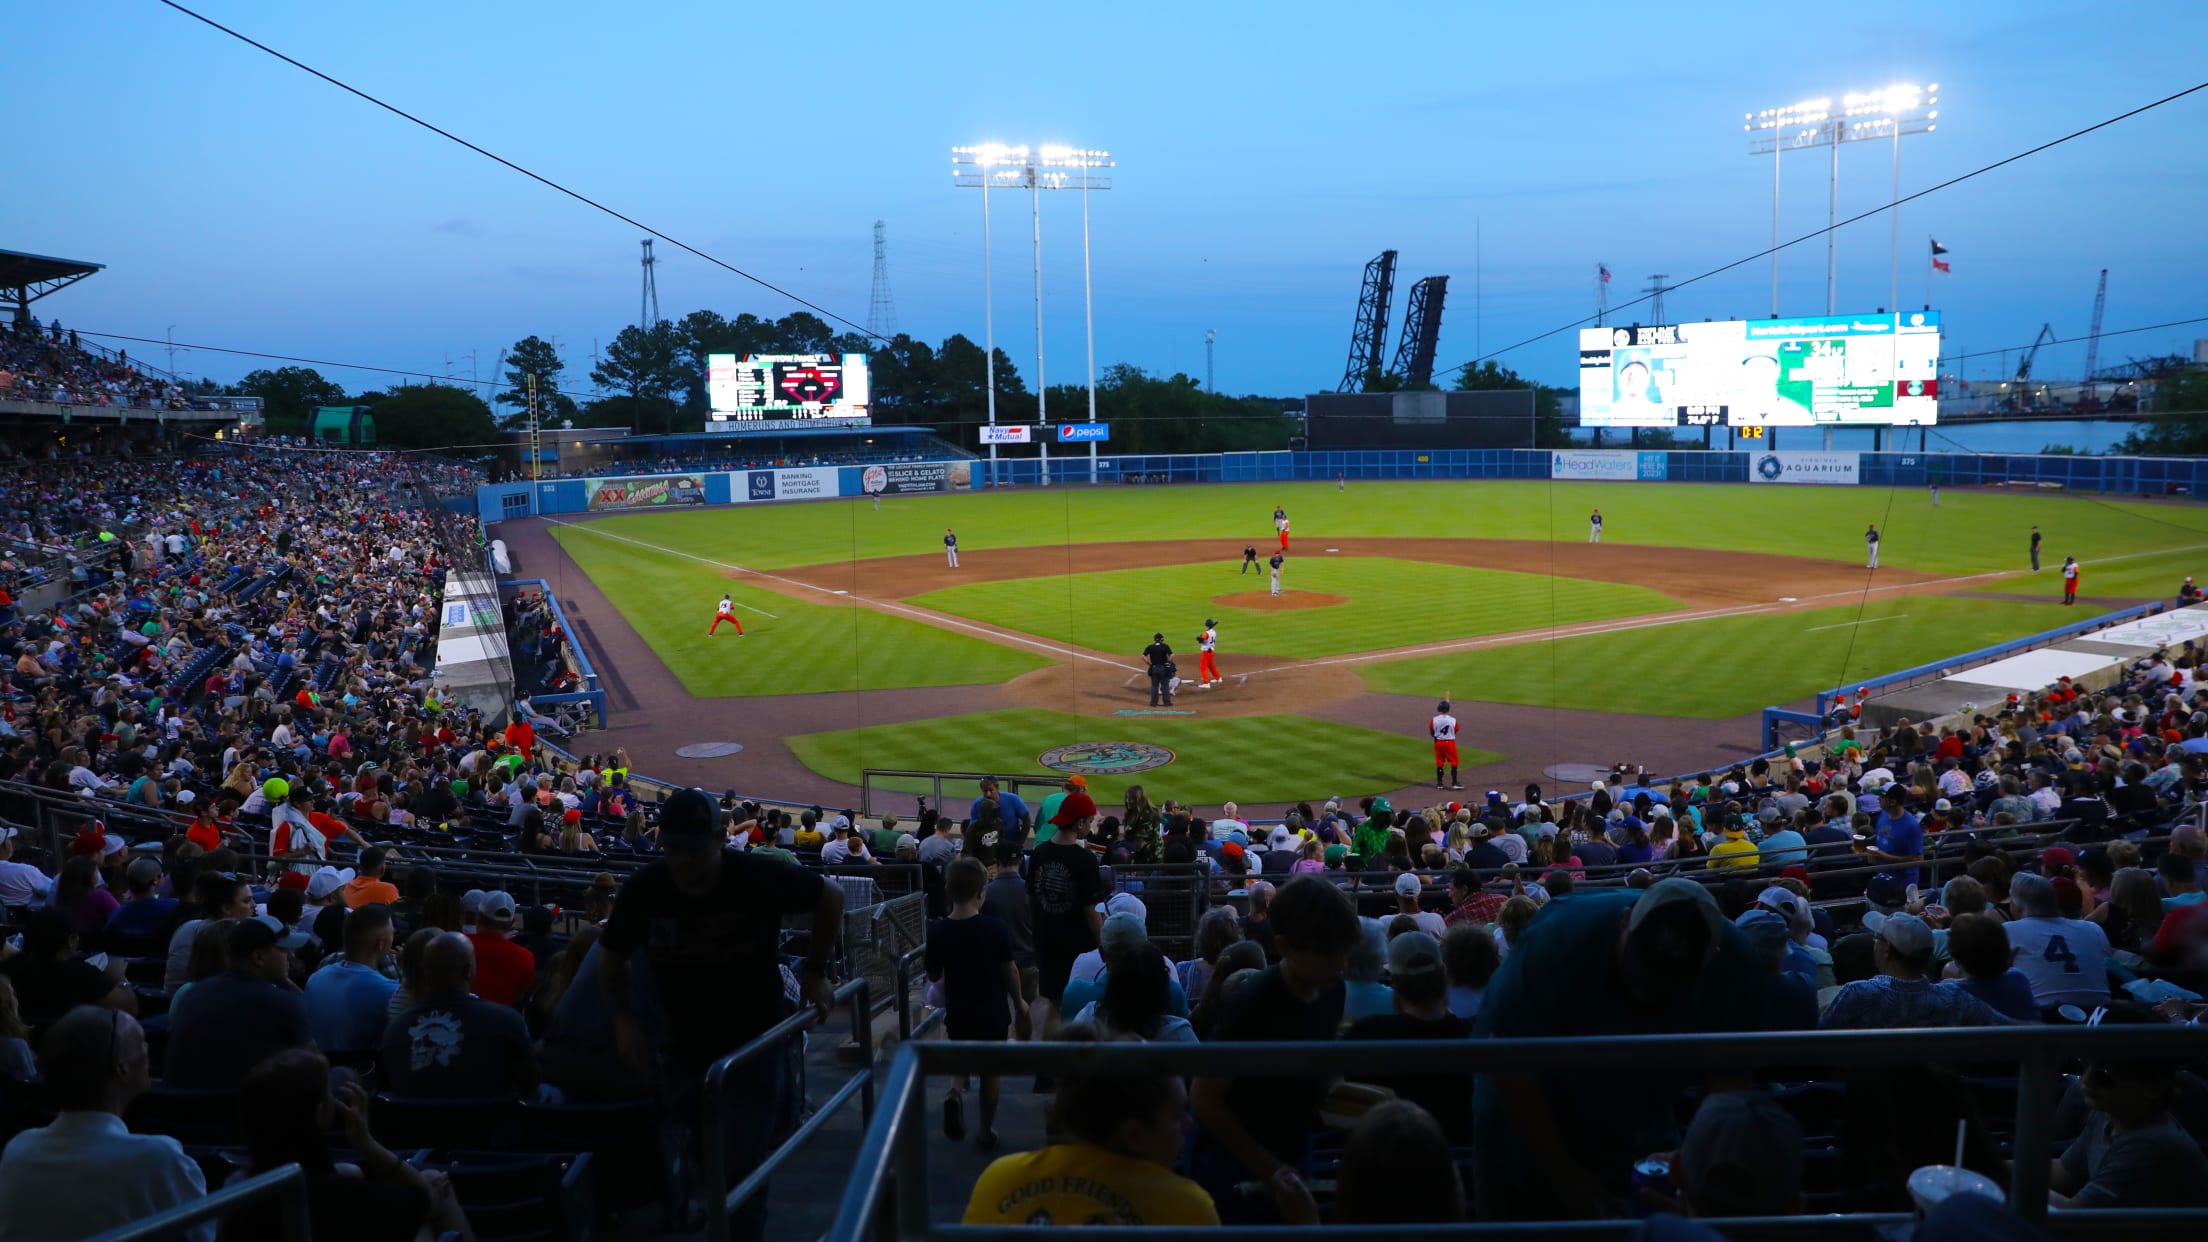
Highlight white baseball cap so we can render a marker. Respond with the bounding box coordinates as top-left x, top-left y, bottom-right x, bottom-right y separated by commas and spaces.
1393, 872, 1423, 899
1094, 892, 1147, 924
